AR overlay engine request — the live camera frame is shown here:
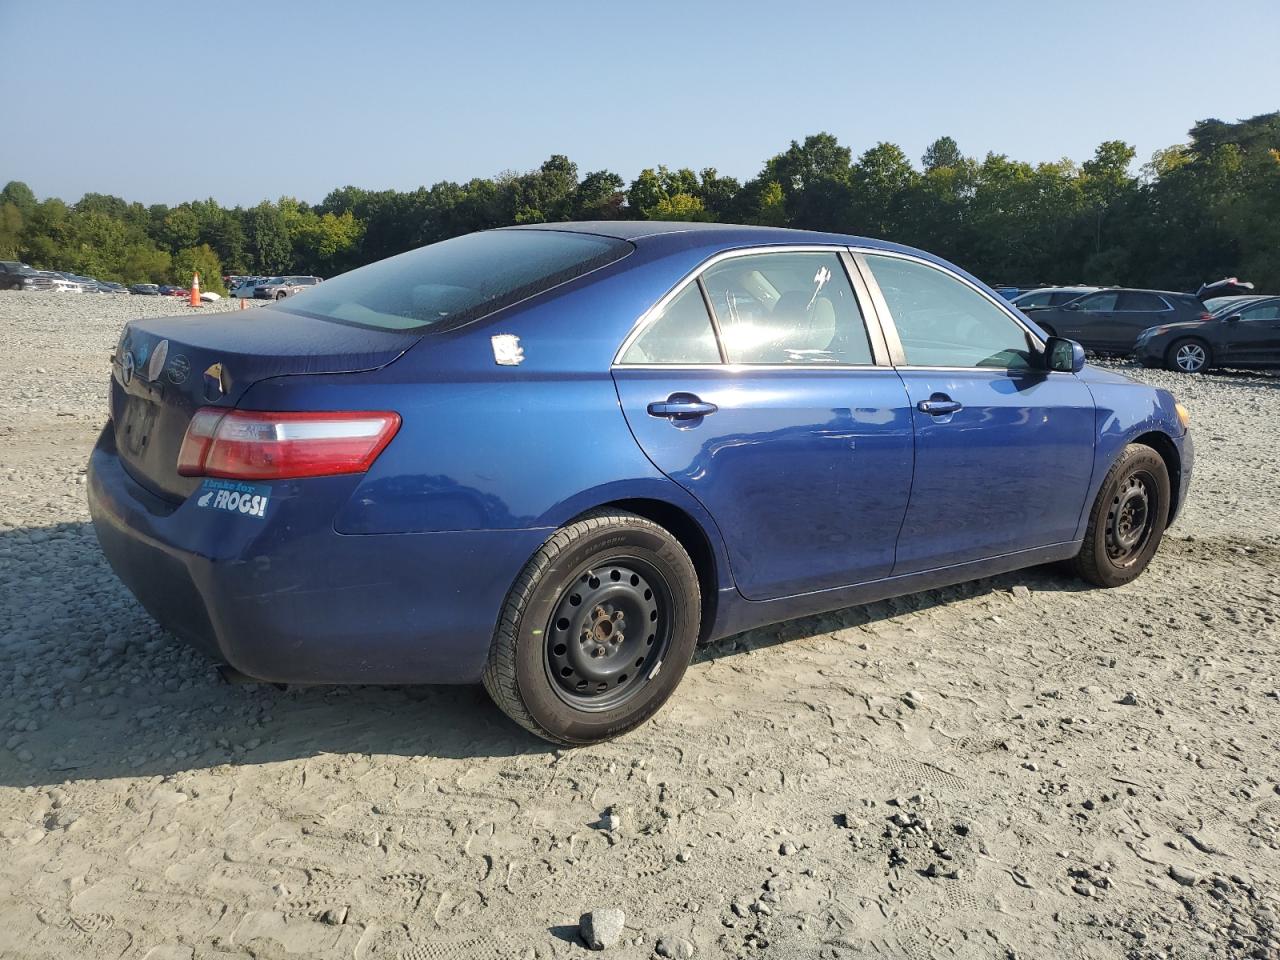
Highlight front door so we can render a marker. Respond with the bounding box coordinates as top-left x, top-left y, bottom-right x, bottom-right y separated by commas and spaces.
1223, 300, 1280, 365
613, 250, 914, 600
1058, 290, 1120, 351
859, 252, 1096, 573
